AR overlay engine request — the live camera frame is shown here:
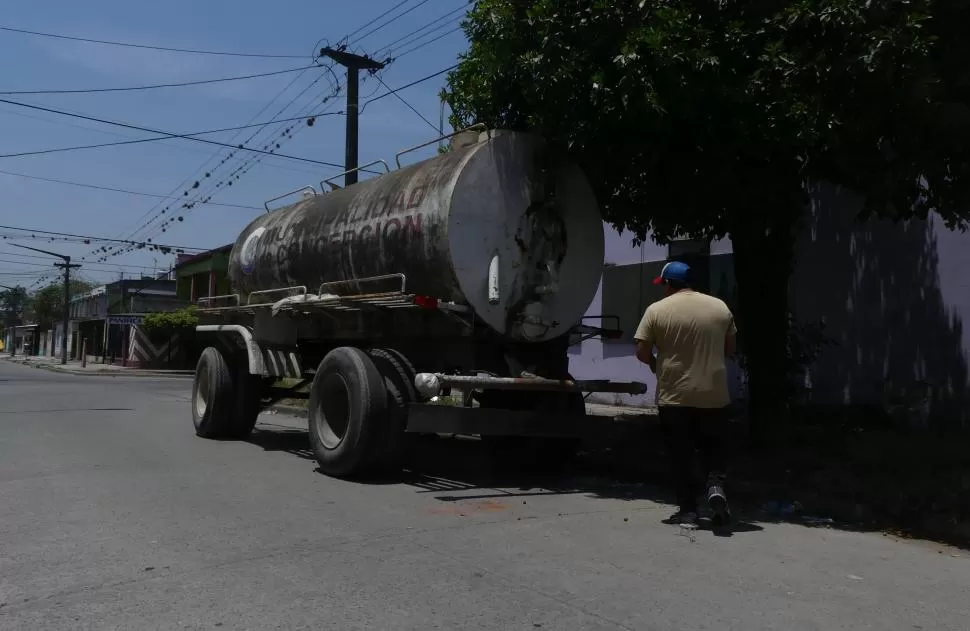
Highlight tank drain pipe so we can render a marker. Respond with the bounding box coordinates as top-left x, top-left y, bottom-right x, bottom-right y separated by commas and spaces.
487, 253, 500, 305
